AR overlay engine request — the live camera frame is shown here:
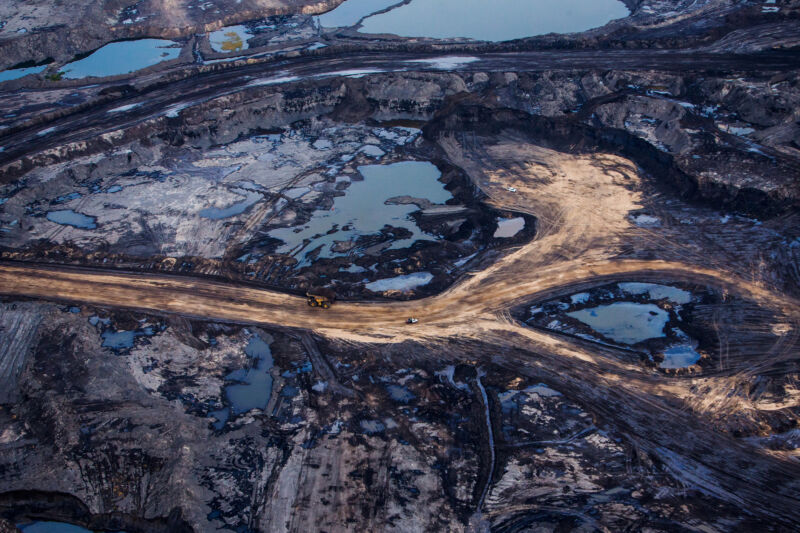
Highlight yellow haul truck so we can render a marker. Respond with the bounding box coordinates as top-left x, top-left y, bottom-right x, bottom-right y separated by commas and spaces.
306, 288, 336, 309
